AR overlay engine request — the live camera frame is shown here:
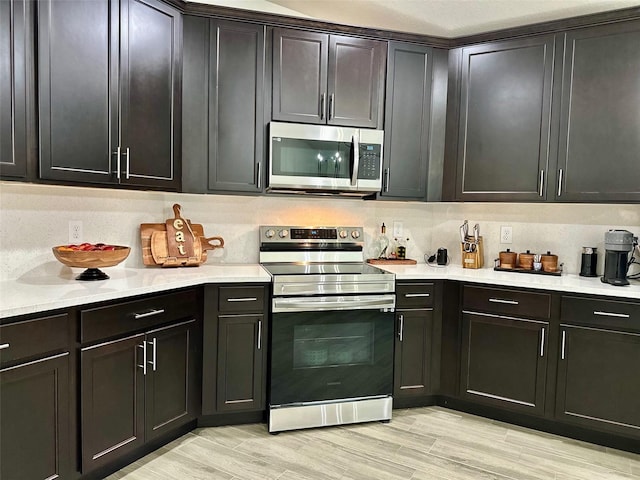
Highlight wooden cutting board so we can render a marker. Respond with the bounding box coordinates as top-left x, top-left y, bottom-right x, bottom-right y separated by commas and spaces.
140, 222, 205, 266
367, 258, 417, 265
